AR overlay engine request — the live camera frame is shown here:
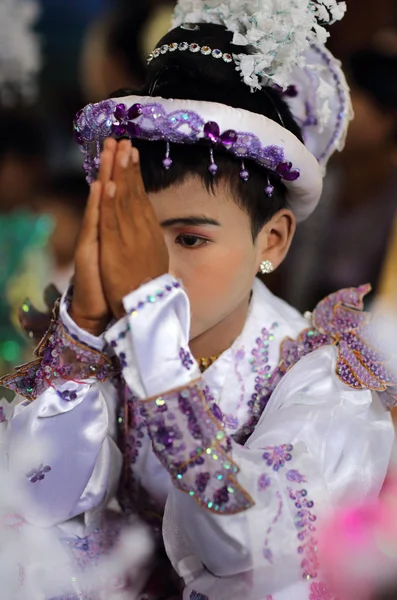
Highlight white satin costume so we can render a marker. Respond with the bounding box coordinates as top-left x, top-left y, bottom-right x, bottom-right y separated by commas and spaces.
0, 275, 395, 600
